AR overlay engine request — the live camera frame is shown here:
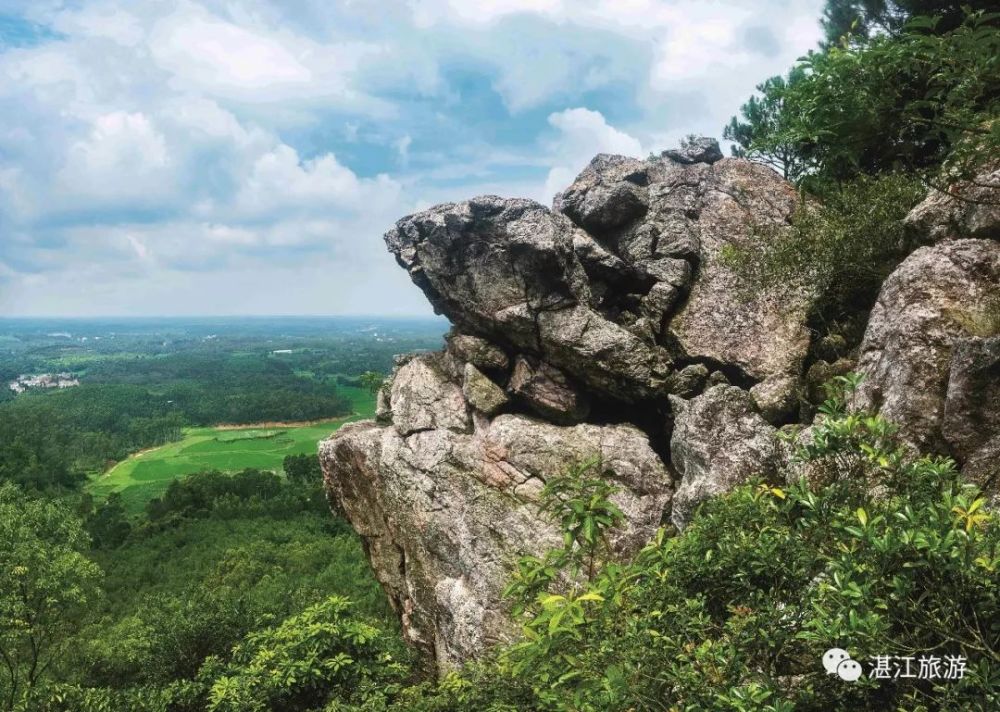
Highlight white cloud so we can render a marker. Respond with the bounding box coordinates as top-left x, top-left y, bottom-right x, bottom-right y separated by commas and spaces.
541, 107, 644, 203
150, 5, 312, 90
229, 144, 402, 219
0, 0, 826, 316
395, 134, 412, 165
57, 112, 172, 206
